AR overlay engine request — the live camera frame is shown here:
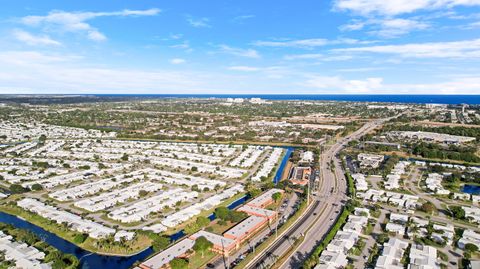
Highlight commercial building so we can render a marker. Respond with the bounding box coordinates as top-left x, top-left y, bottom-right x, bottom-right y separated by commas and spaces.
387, 131, 475, 144
138, 238, 195, 269
357, 153, 384, 169
289, 166, 311, 186
189, 231, 236, 256
237, 204, 277, 222
223, 215, 267, 243
246, 188, 284, 208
